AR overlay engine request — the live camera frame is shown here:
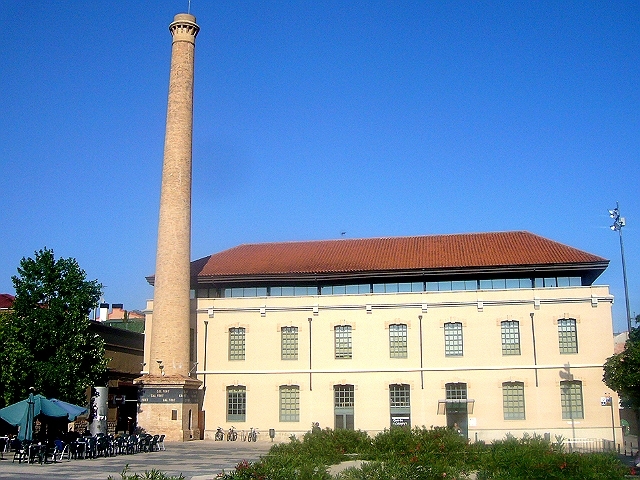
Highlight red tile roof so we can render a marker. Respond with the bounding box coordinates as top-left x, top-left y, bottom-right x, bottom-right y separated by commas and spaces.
188, 231, 607, 281
0, 293, 15, 309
